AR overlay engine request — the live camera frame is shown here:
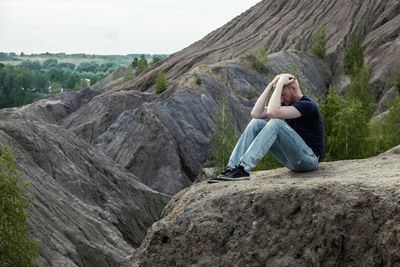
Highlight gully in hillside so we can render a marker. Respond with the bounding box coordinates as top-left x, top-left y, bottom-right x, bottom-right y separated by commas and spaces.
208, 73, 325, 183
